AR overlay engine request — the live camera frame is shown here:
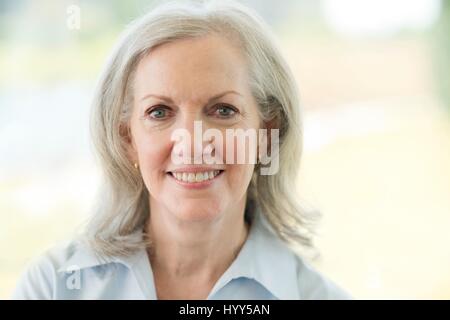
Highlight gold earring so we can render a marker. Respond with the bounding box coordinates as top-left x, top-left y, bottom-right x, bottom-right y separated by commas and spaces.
134, 162, 138, 169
